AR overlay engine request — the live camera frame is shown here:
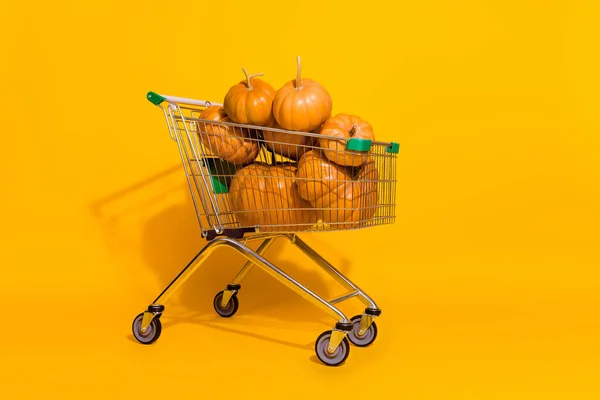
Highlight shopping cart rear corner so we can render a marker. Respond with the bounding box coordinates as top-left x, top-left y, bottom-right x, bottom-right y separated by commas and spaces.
133, 91, 400, 366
